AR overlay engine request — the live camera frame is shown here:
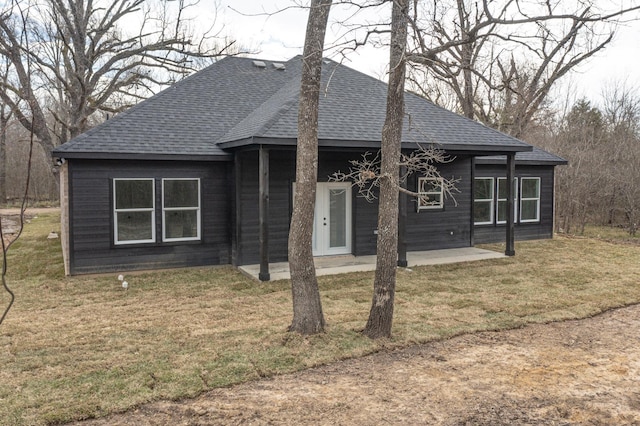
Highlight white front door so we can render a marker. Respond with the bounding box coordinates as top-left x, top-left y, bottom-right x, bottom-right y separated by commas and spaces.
312, 182, 352, 256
